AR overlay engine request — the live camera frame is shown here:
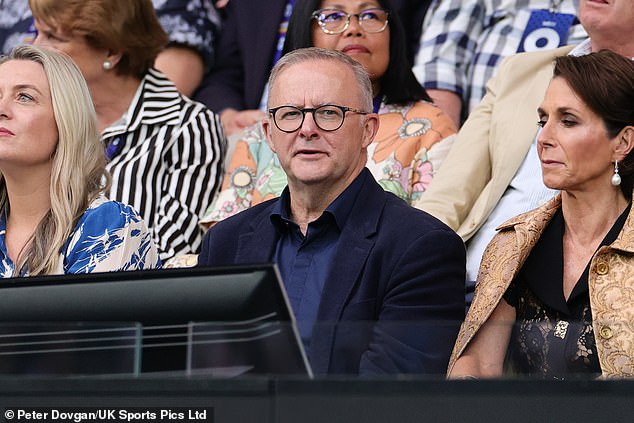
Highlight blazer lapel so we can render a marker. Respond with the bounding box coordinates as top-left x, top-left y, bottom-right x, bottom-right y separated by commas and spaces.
235, 209, 279, 264
309, 175, 384, 373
